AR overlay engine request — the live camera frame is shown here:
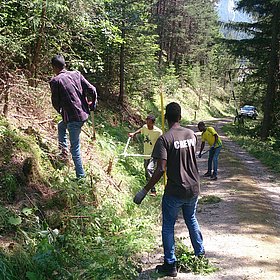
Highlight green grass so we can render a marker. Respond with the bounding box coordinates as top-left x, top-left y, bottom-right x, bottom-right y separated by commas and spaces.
0, 81, 234, 279
199, 195, 222, 204
0, 112, 162, 280
222, 121, 280, 173
176, 239, 218, 275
